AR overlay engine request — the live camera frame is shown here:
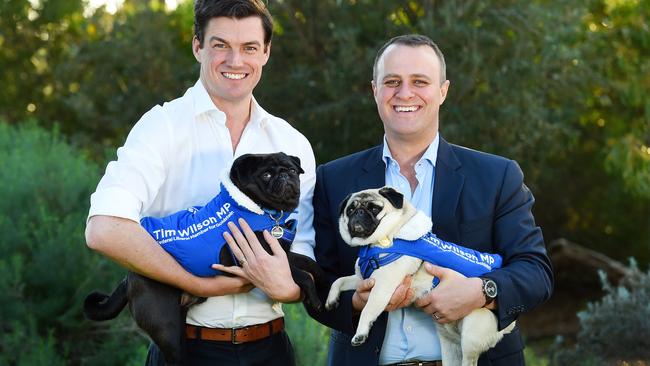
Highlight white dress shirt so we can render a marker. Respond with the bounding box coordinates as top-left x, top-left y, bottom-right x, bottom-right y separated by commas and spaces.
88, 79, 316, 328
